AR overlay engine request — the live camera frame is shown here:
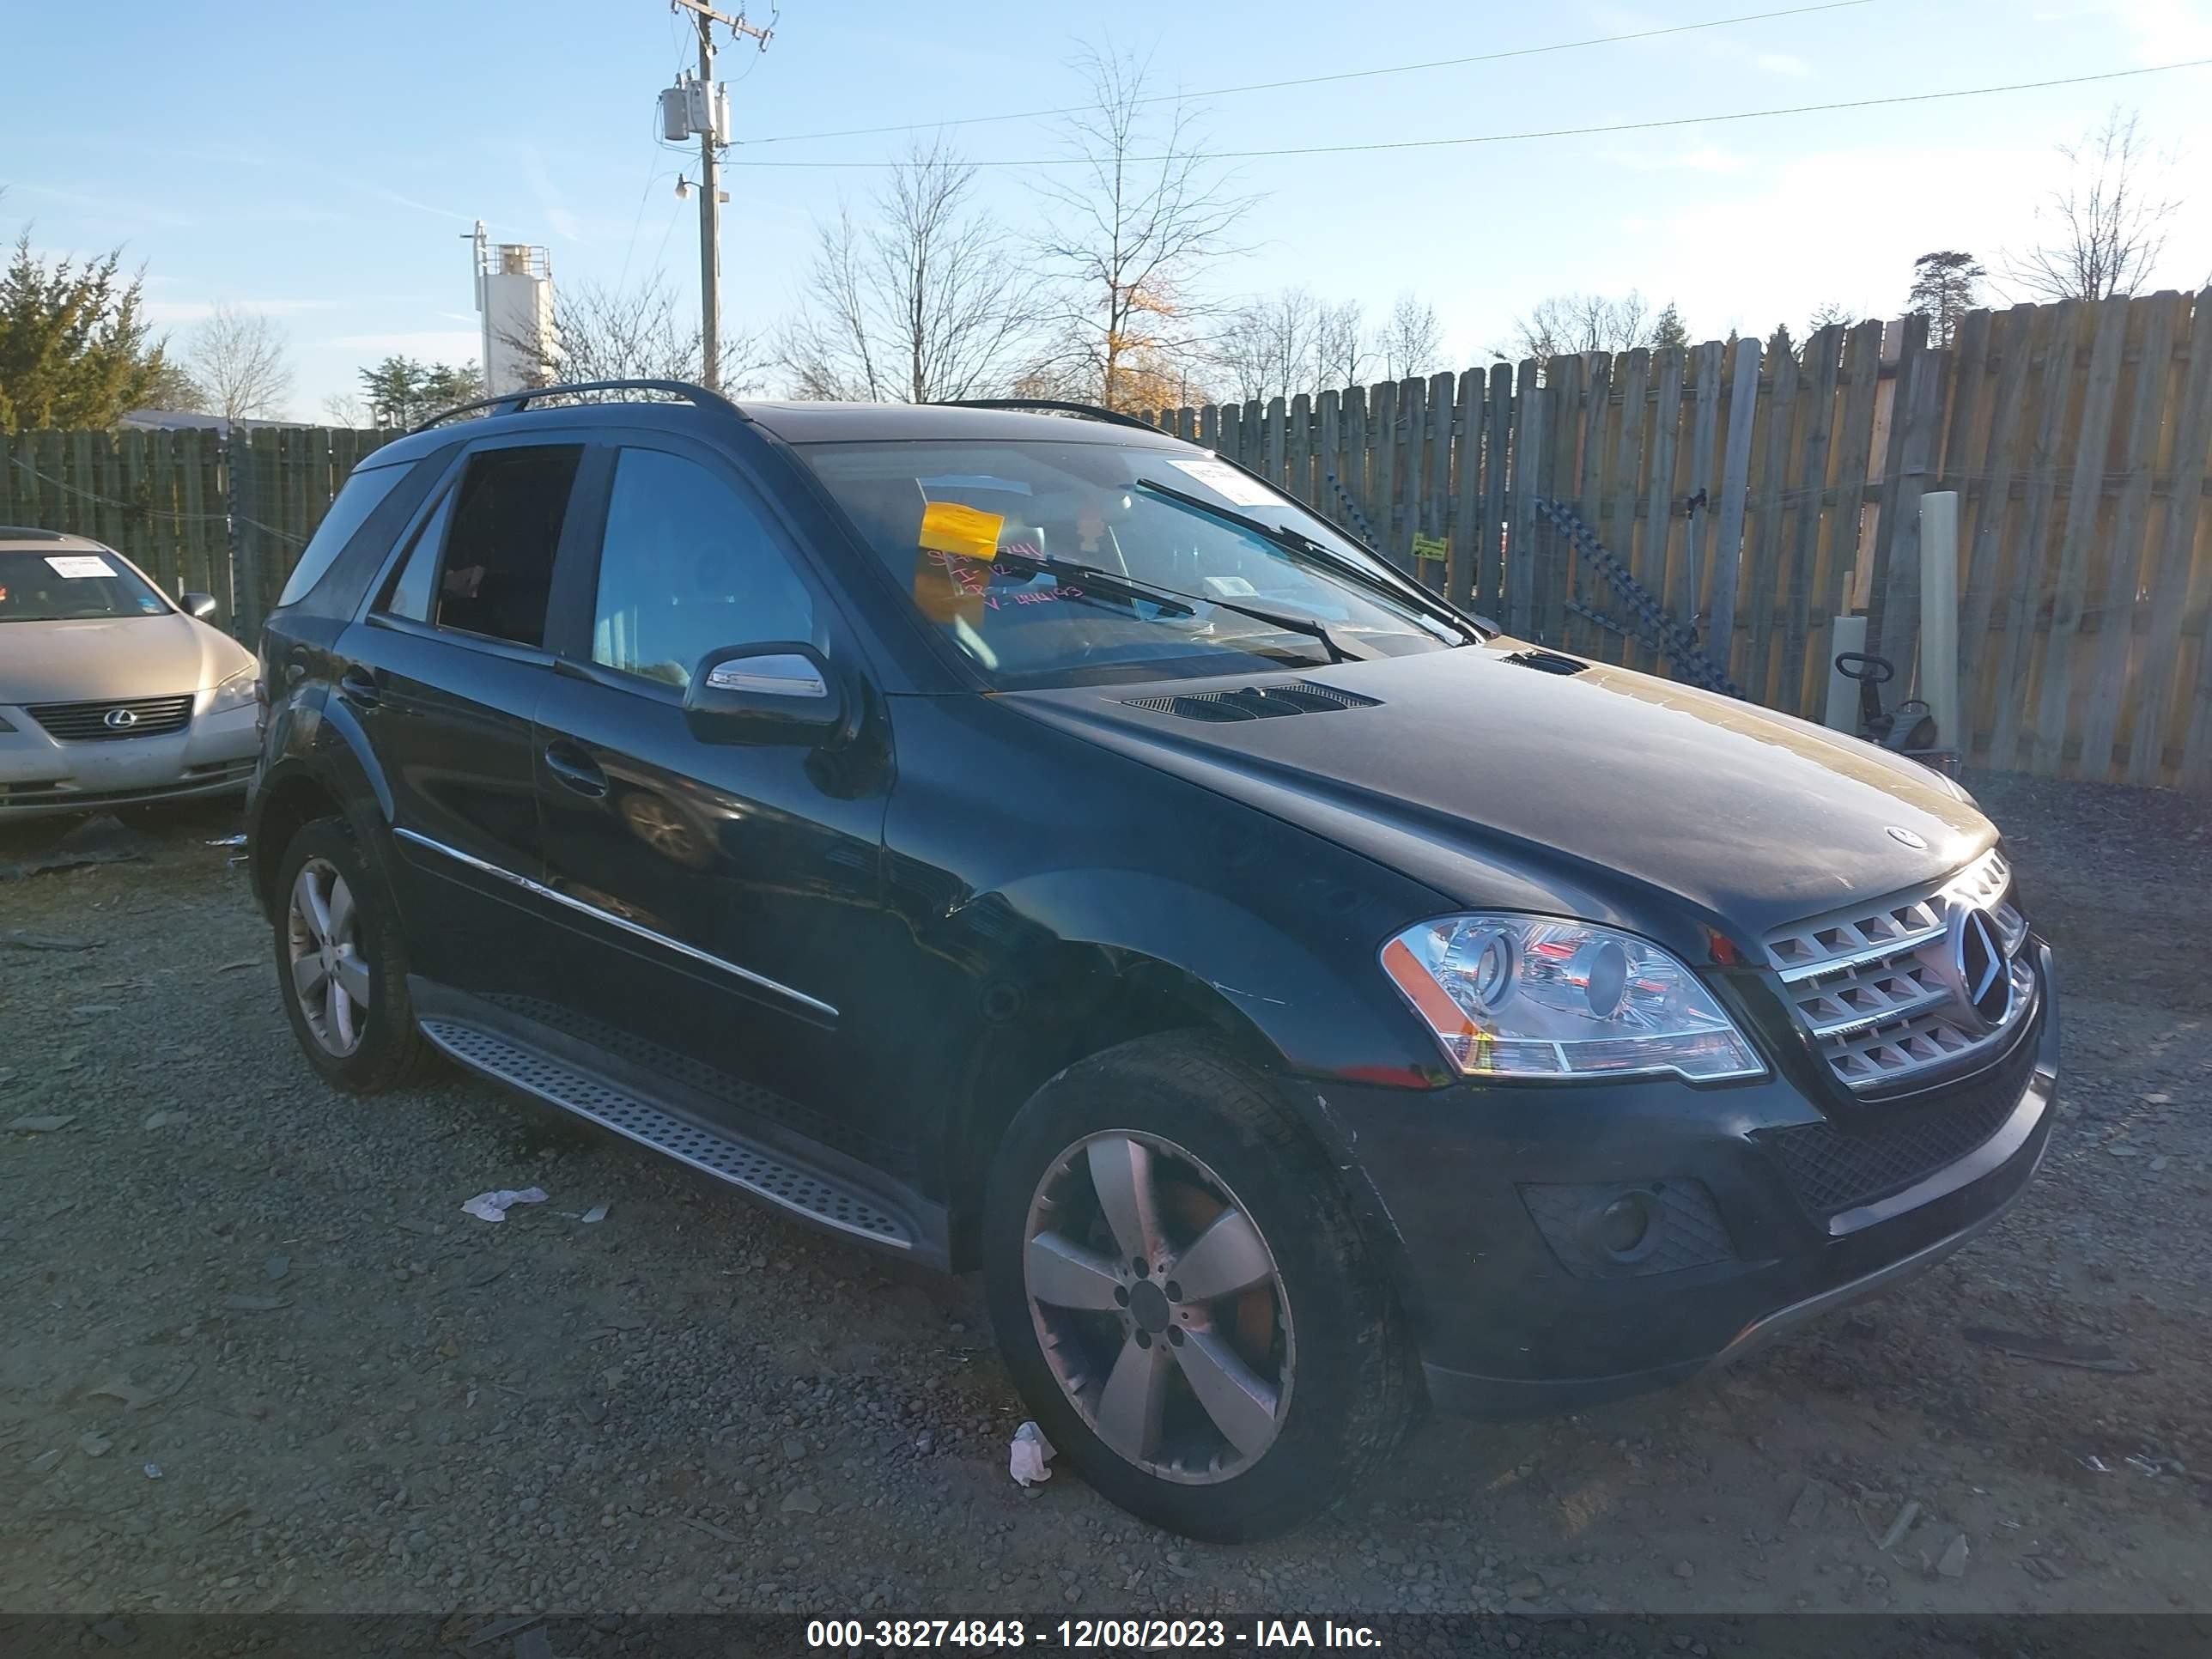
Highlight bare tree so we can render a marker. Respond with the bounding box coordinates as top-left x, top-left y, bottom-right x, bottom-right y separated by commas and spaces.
1906, 251, 1984, 348
1805, 299, 1859, 334
1311, 299, 1367, 391
1032, 44, 1256, 411
1505, 290, 1653, 370
1216, 289, 1320, 404
778, 141, 1044, 404
2005, 107, 2180, 301
1374, 292, 1444, 380
322, 389, 372, 427
186, 302, 293, 422
504, 274, 766, 392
